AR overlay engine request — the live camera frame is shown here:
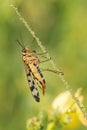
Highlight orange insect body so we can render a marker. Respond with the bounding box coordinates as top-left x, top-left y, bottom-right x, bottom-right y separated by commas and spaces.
17, 40, 63, 102
22, 47, 46, 102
